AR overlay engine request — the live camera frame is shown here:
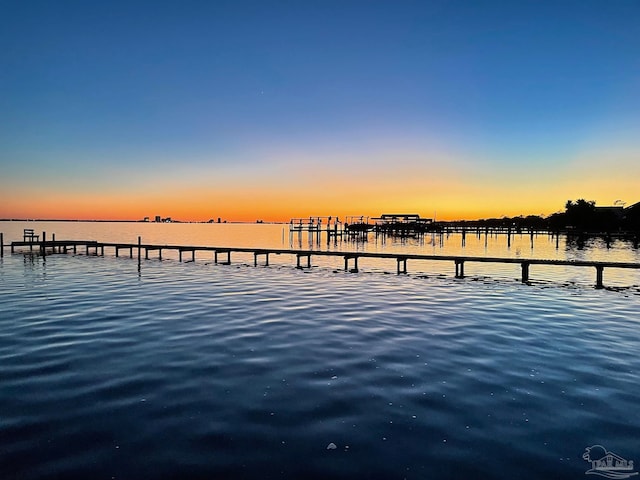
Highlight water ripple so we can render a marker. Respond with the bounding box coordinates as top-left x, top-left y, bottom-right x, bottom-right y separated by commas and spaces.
1, 255, 639, 479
